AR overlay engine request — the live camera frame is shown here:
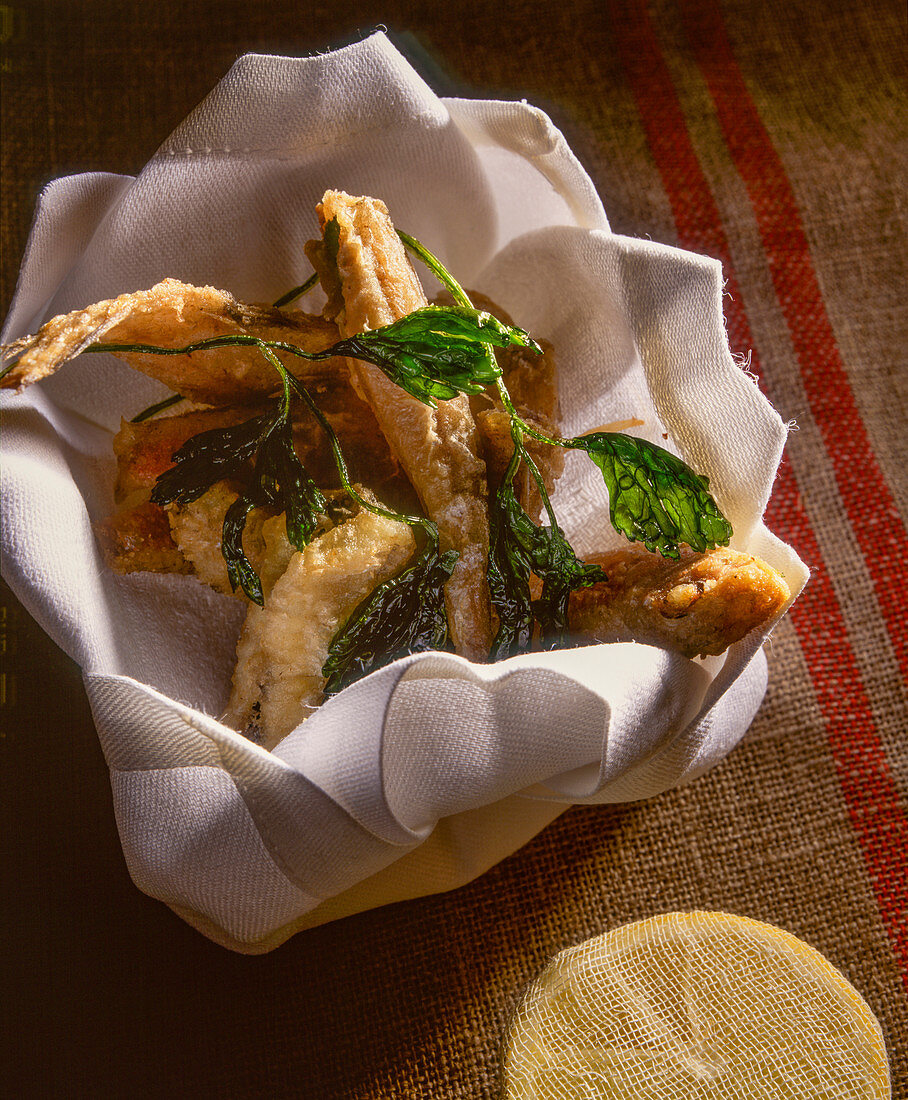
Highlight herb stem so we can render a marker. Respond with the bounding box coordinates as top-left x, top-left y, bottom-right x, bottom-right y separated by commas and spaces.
85, 334, 337, 361
272, 272, 319, 309
397, 231, 473, 309
103, 272, 322, 421
399, 229, 560, 530
130, 391, 185, 422
275, 354, 437, 543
